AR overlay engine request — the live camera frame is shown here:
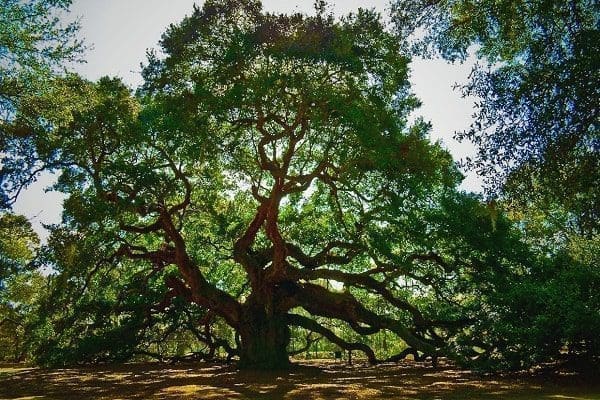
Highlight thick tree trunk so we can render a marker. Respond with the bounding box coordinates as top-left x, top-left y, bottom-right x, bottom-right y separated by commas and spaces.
237, 305, 291, 369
